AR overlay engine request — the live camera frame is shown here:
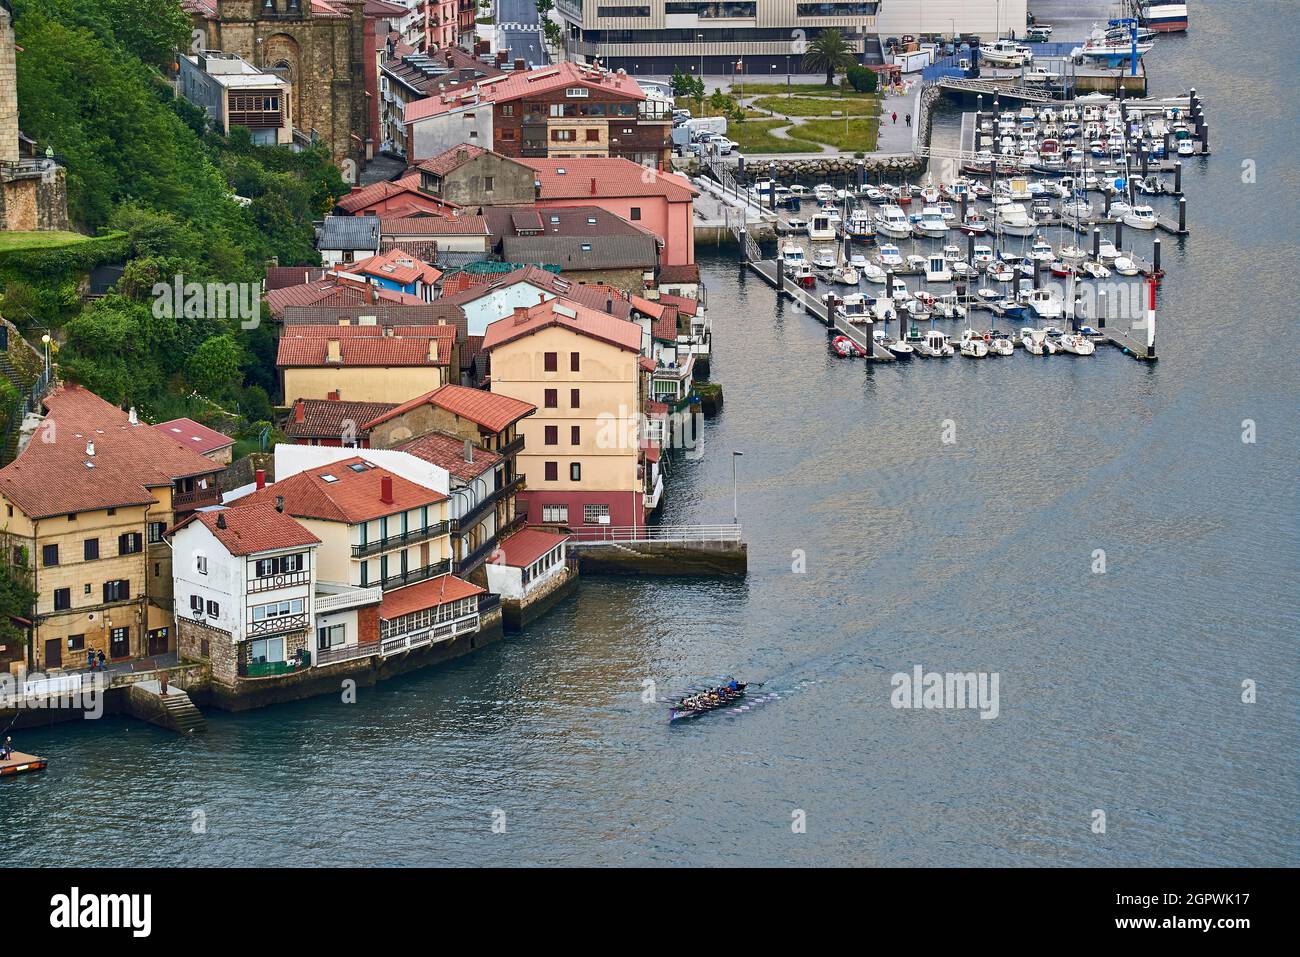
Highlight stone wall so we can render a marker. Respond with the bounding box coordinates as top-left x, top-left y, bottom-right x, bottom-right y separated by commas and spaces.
0, 6, 18, 166
571, 539, 747, 576
178, 616, 235, 683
